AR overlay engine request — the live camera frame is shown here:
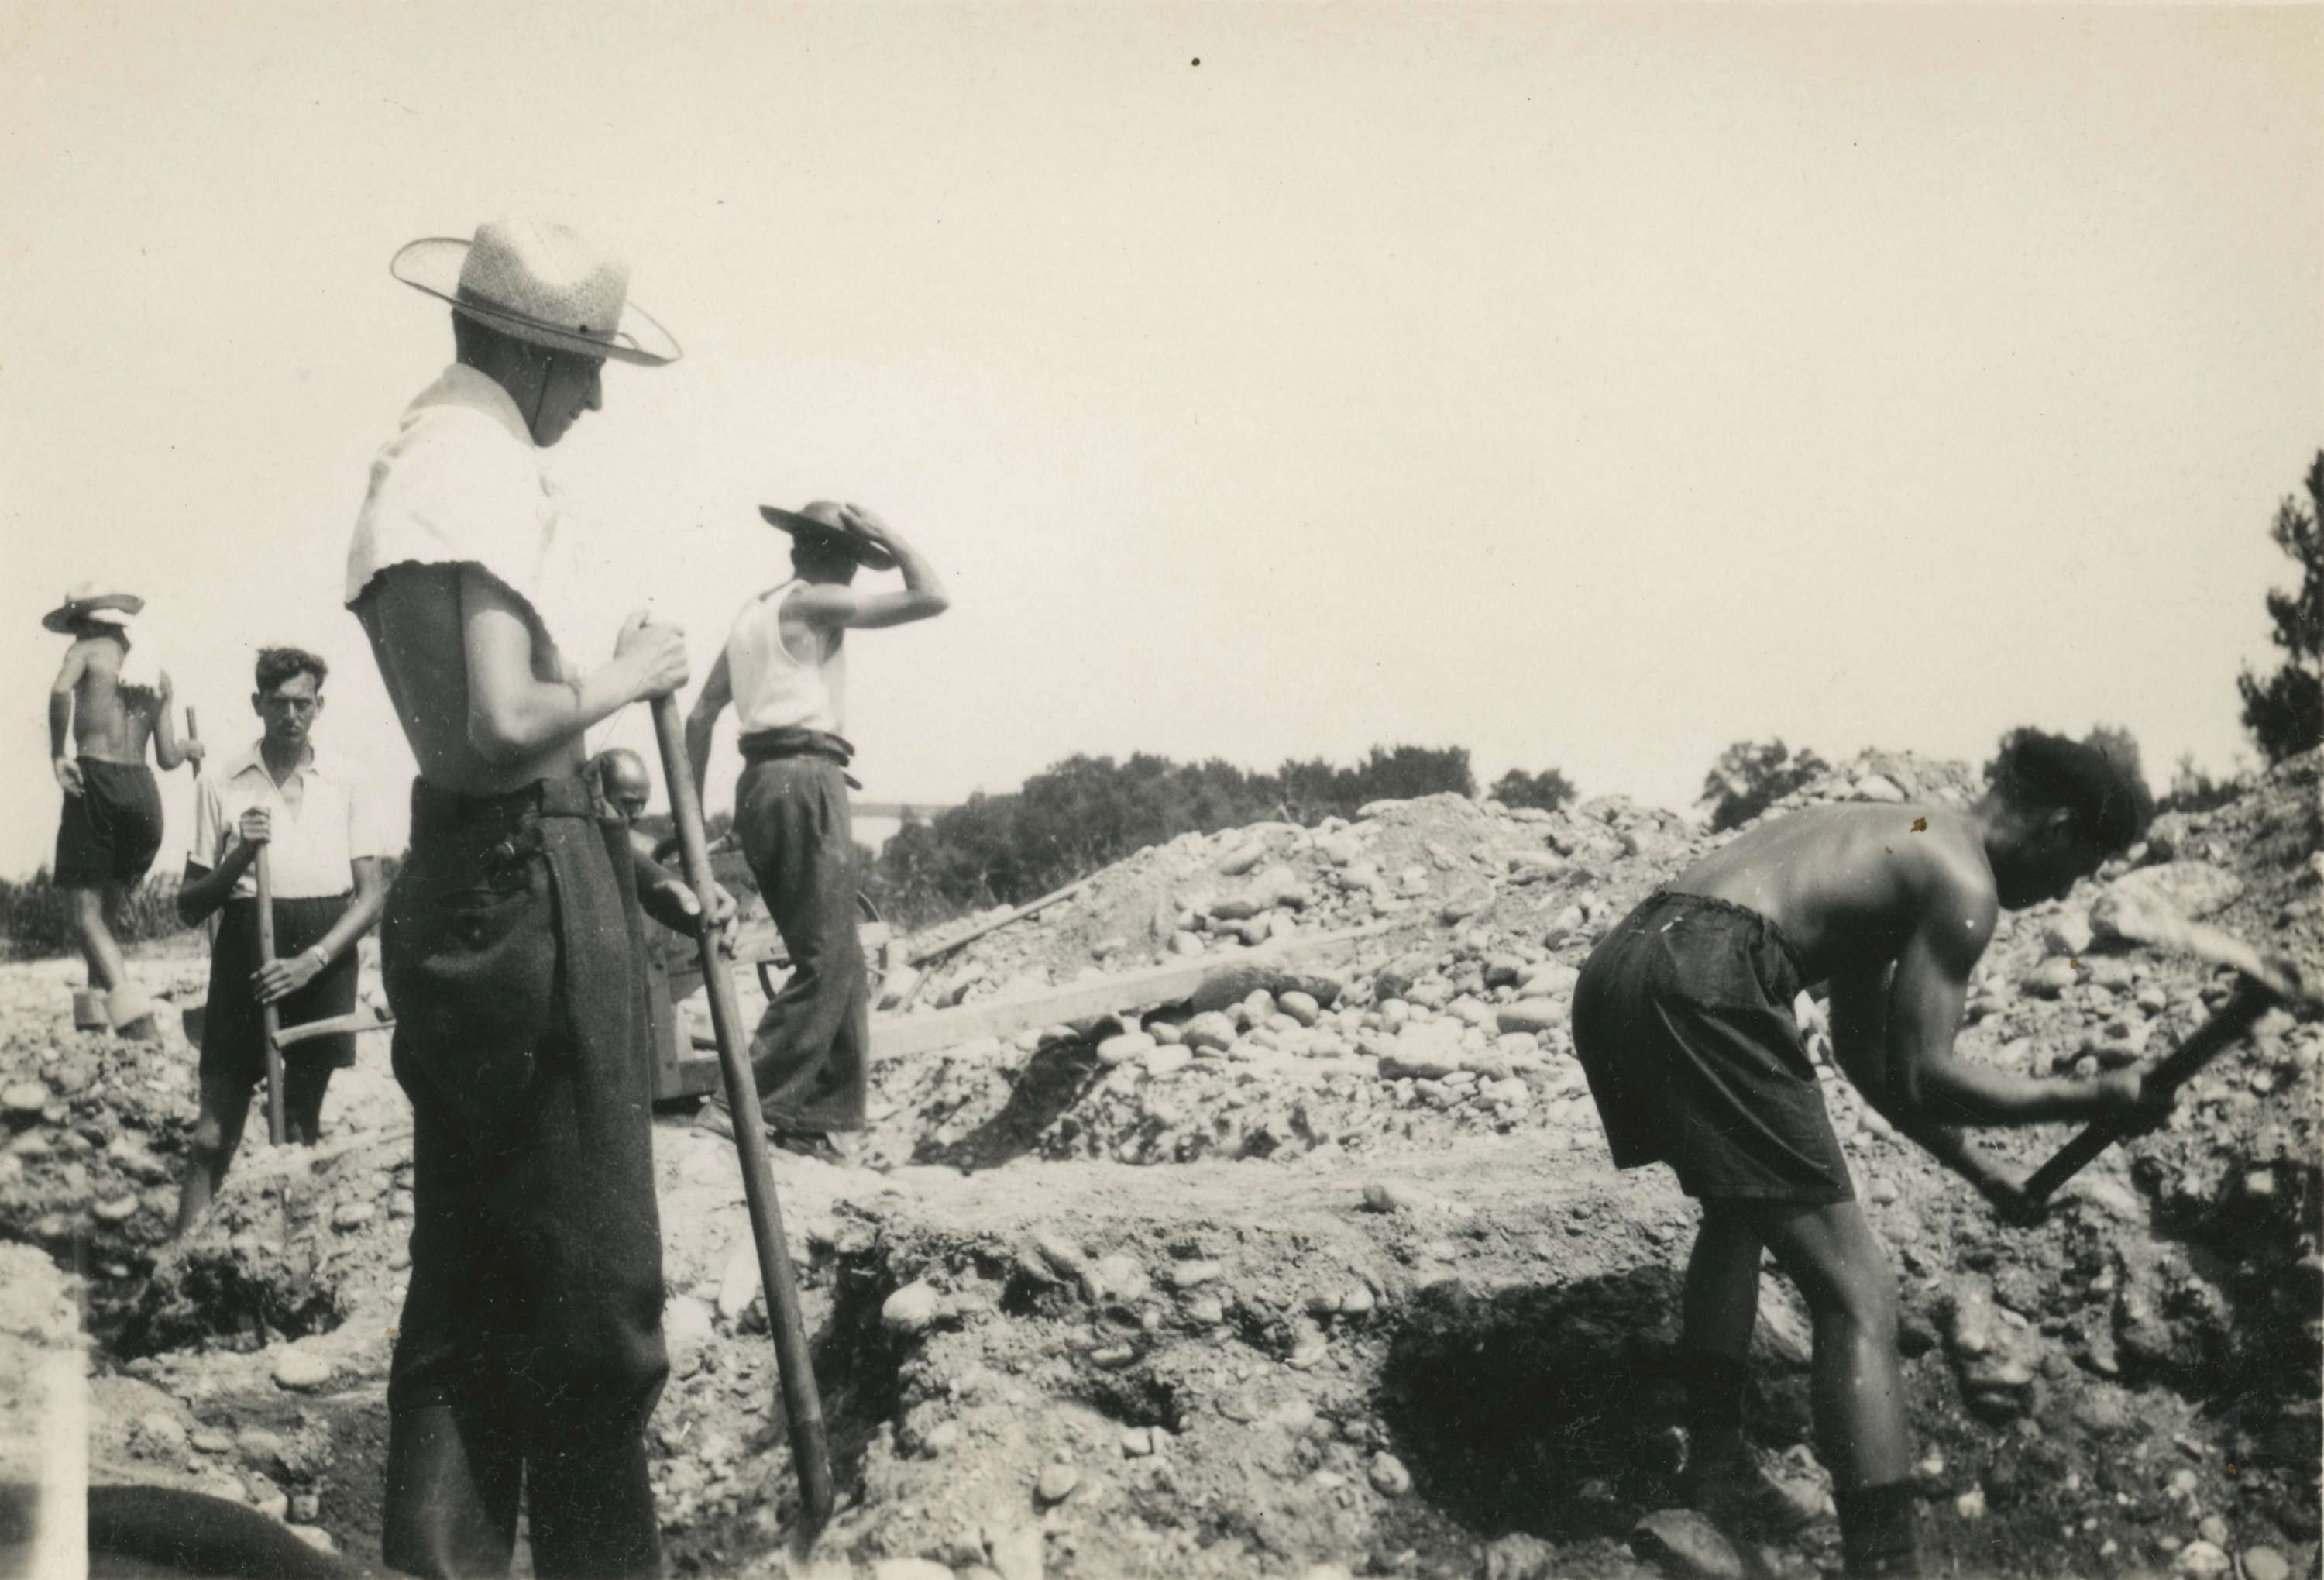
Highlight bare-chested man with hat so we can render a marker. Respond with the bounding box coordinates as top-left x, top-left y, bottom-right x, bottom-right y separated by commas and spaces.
44, 581, 201, 1038
347, 215, 728, 1579
1573, 729, 2174, 1578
